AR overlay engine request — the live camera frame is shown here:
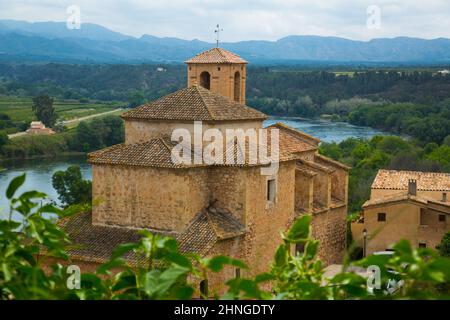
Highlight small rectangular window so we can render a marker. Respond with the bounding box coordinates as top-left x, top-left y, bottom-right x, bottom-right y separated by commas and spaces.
267, 179, 276, 202
443, 193, 447, 202
439, 215, 446, 222
419, 242, 427, 248
235, 268, 241, 279
377, 213, 386, 222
